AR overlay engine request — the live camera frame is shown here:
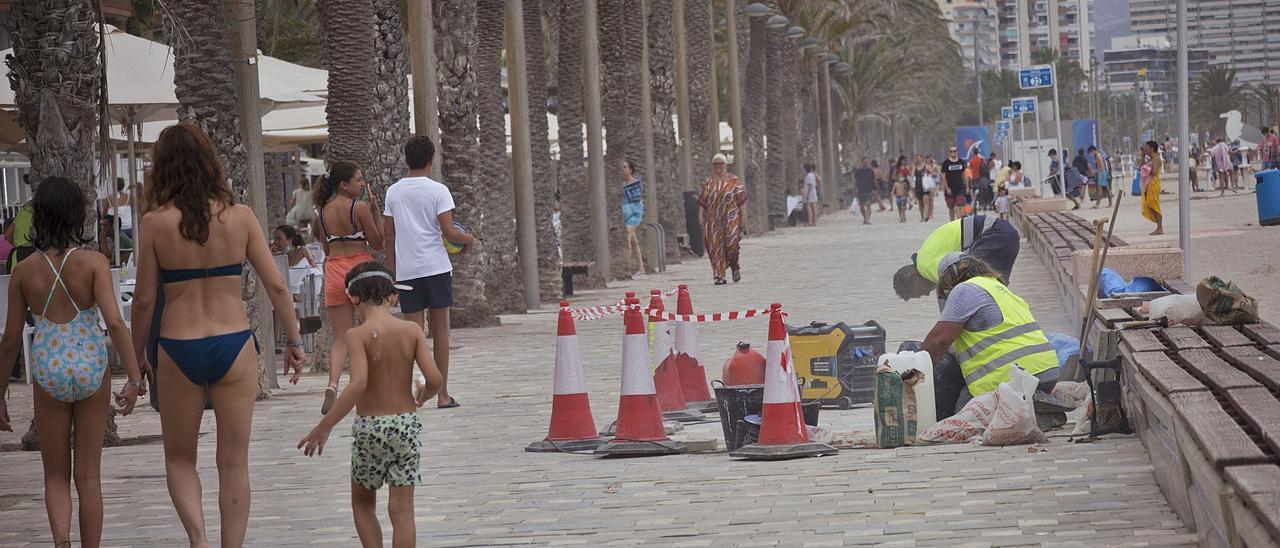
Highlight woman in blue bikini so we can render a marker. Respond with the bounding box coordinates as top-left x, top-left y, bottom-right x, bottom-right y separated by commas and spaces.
129, 123, 306, 547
